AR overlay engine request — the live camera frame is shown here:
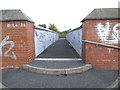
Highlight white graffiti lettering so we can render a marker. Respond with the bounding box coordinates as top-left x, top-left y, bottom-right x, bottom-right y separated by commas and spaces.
7, 23, 26, 28
112, 24, 120, 41
0, 36, 16, 59
35, 31, 46, 42
96, 22, 120, 44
